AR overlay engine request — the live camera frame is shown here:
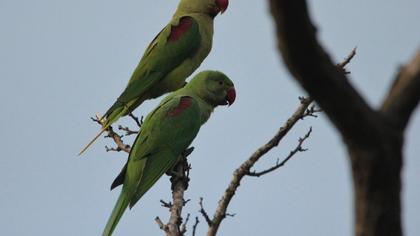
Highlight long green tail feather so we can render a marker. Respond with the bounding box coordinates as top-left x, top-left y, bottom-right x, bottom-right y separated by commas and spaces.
78, 128, 107, 156
102, 106, 125, 129
102, 191, 129, 236
78, 107, 125, 156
